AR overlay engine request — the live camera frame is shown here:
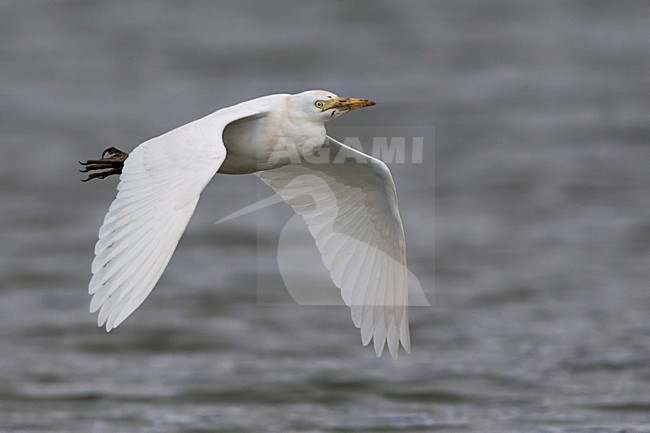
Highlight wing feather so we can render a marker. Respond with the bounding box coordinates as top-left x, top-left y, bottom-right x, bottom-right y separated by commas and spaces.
257, 136, 410, 358
89, 101, 268, 330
